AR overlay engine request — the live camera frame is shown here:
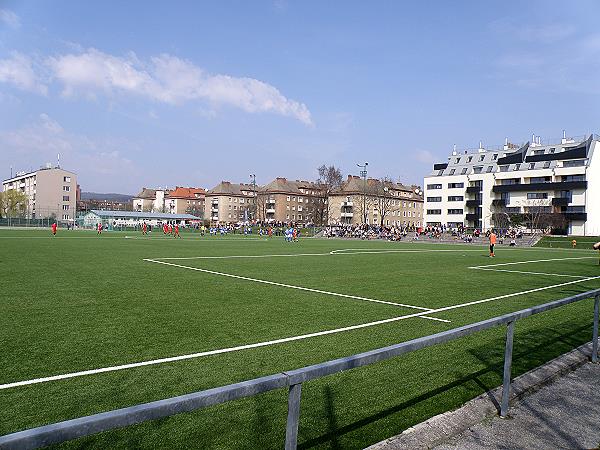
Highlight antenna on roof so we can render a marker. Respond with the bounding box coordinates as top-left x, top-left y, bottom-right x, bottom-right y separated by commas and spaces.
563, 129, 566, 139
57, 153, 60, 168
479, 141, 483, 149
